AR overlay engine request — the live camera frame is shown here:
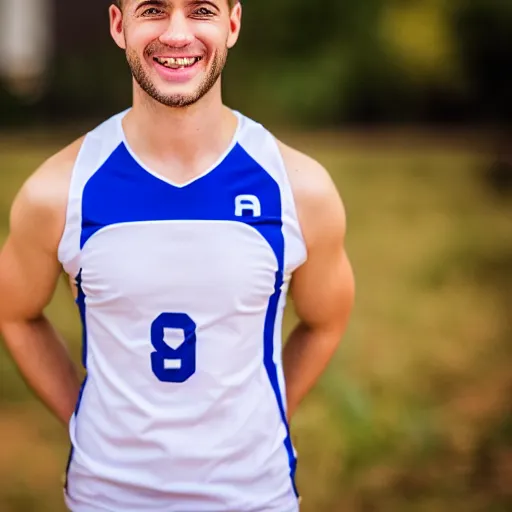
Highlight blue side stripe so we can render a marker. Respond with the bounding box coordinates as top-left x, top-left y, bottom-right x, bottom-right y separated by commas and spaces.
264, 270, 299, 498
76, 270, 88, 370
64, 270, 88, 492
